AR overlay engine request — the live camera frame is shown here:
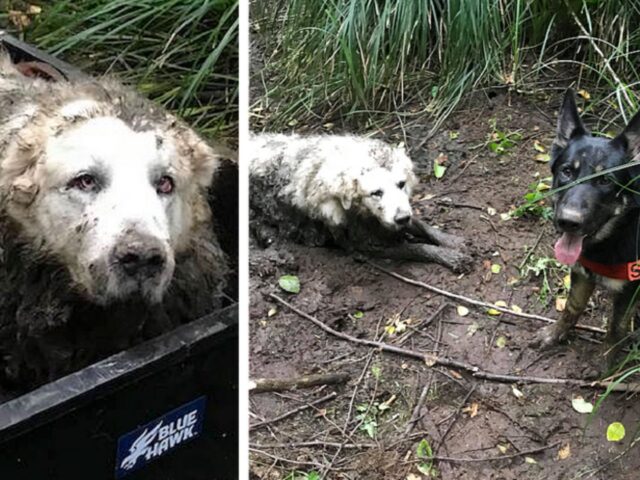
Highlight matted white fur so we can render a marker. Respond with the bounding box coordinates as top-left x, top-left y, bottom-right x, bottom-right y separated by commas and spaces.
60, 99, 101, 119
250, 133, 417, 229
